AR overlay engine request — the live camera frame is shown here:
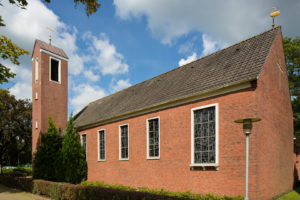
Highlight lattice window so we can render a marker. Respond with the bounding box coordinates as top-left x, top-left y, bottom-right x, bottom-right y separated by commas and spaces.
98, 130, 105, 160
120, 125, 129, 159
148, 118, 159, 158
193, 106, 216, 164
81, 134, 86, 158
